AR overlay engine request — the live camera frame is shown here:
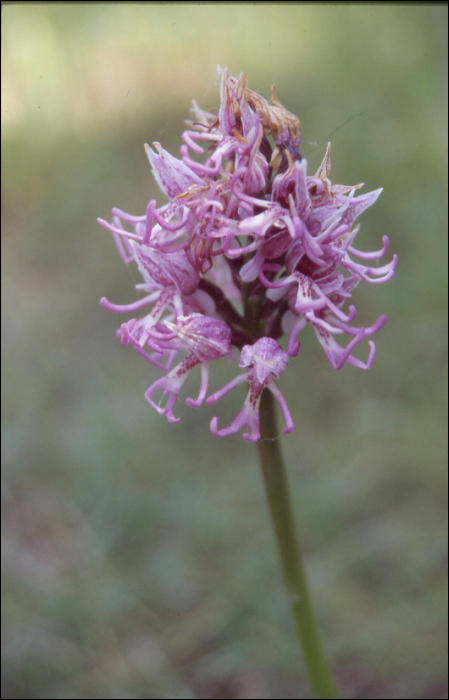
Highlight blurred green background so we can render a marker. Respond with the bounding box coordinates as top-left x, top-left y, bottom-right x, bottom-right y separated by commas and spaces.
2, 4, 447, 699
